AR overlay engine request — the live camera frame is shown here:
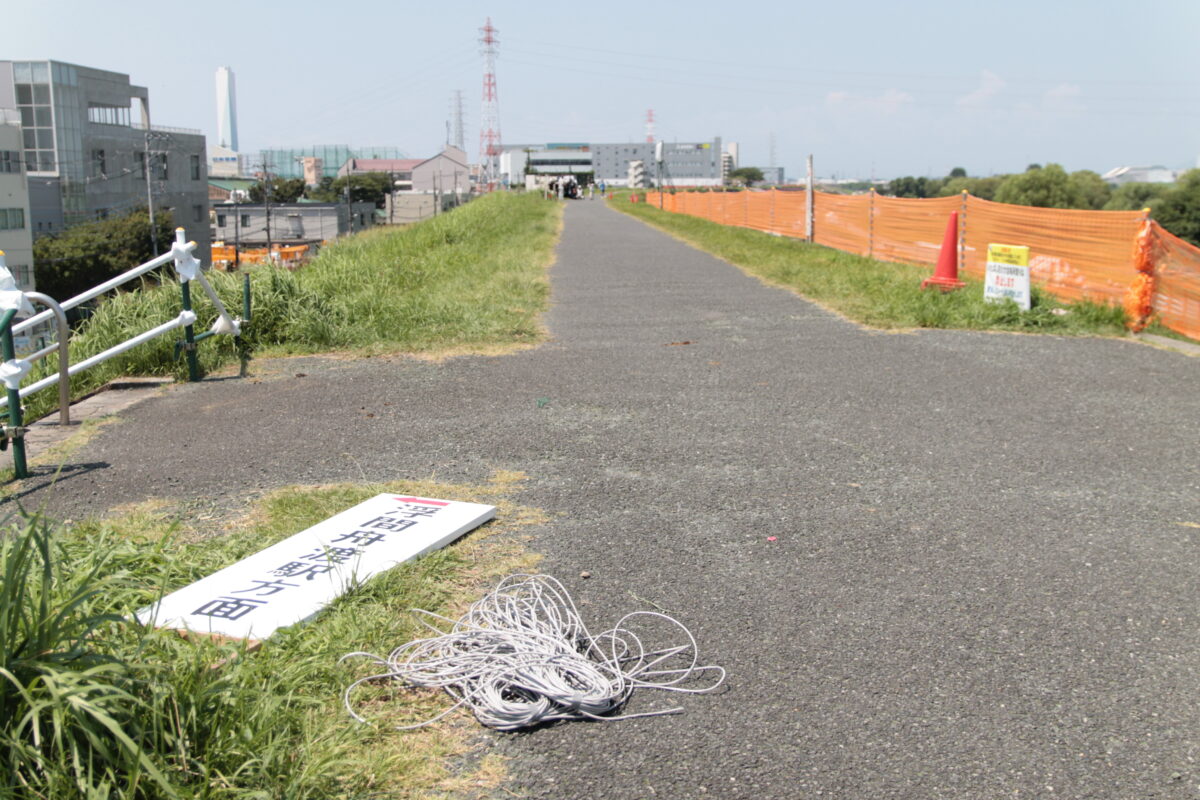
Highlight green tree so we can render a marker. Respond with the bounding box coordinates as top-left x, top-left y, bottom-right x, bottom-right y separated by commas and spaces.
305, 176, 338, 202
1150, 169, 1200, 246
948, 166, 967, 179
728, 166, 765, 186
1066, 170, 1112, 210
994, 163, 1084, 208
33, 208, 176, 302
249, 176, 305, 204
938, 175, 1004, 200
885, 176, 944, 198
327, 172, 394, 208
1103, 182, 1169, 212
